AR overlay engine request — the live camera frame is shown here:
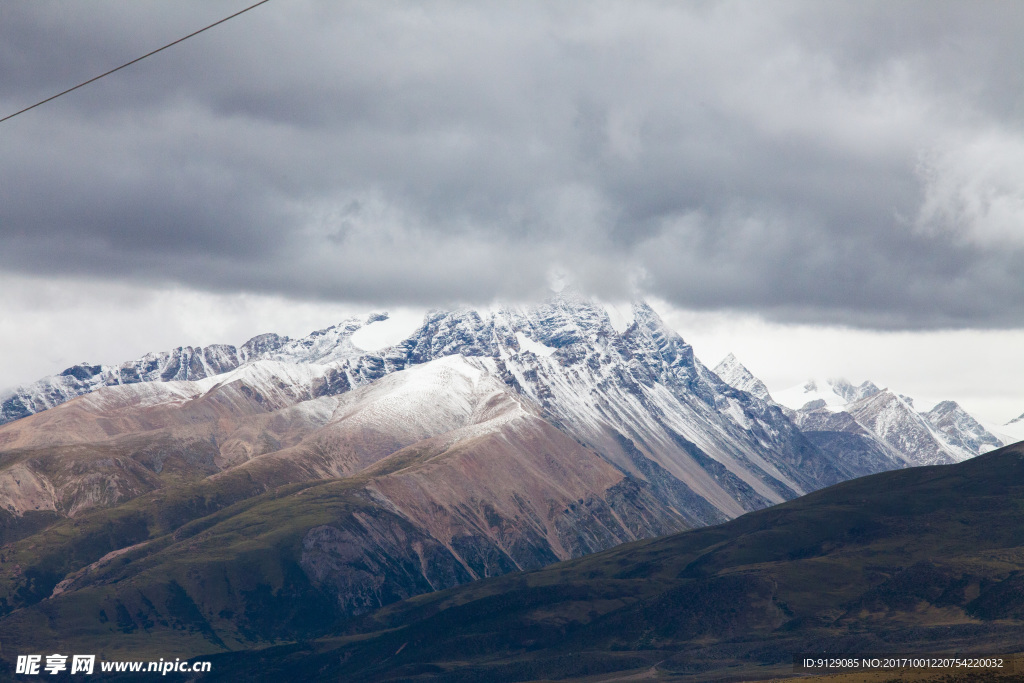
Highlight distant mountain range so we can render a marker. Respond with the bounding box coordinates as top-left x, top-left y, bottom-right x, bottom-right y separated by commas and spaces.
0, 293, 1021, 662
765, 371, 1014, 465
